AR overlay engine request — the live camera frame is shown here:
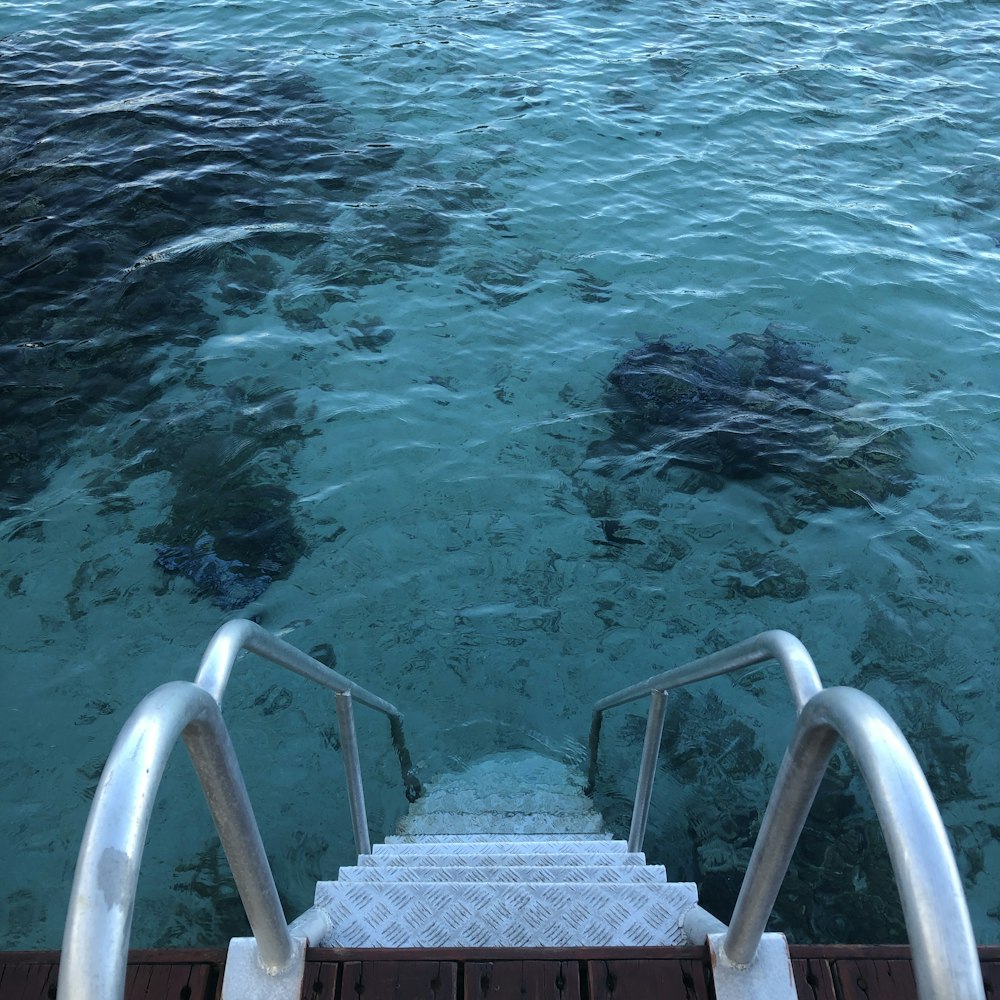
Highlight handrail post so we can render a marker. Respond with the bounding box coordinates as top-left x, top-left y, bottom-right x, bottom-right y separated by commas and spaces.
336, 692, 372, 856
584, 709, 603, 797
389, 712, 422, 803
184, 702, 296, 971
627, 690, 667, 853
